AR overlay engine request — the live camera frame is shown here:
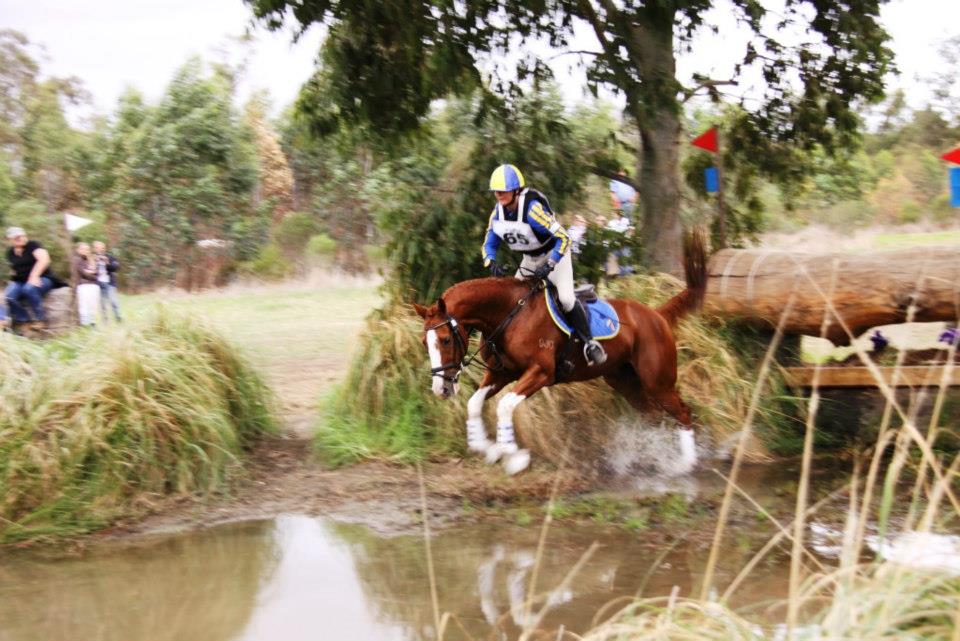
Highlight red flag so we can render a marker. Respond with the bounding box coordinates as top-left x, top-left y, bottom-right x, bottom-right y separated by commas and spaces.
942, 147, 960, 164
691, 127, 719, 153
